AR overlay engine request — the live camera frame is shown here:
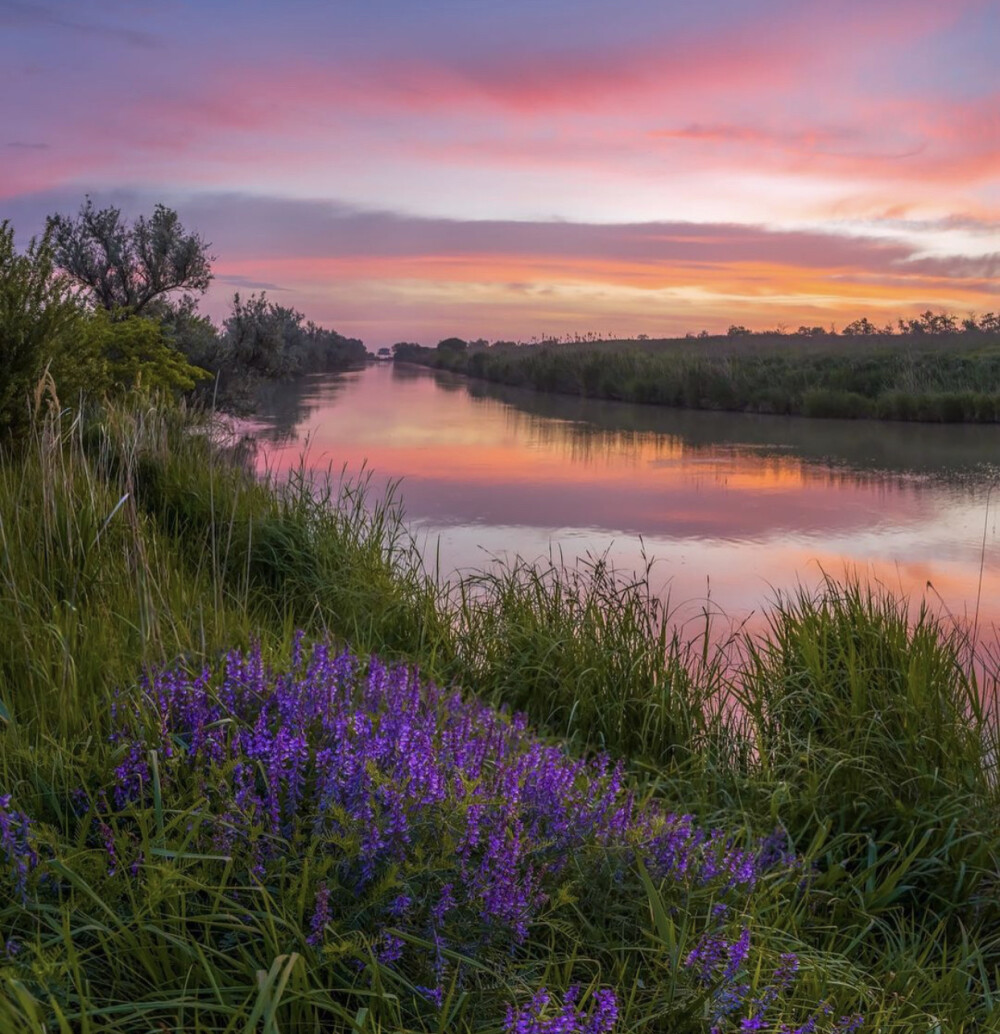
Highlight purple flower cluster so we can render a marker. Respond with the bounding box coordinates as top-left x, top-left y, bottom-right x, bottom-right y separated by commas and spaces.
0, 794, 37, 902
504, 987, 618, 1034
105, 640, 844, 1025
685, 926, 865, 1034
118, 645, 779, 903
